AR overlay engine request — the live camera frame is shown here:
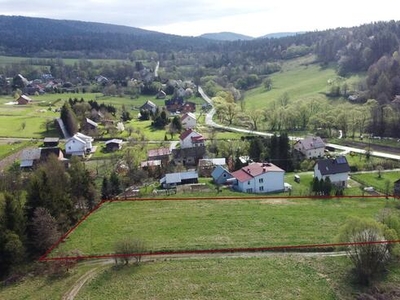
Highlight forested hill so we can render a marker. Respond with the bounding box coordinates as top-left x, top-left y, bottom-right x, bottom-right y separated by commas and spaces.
0, 16, 219, 58
2, 15, 400, 79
